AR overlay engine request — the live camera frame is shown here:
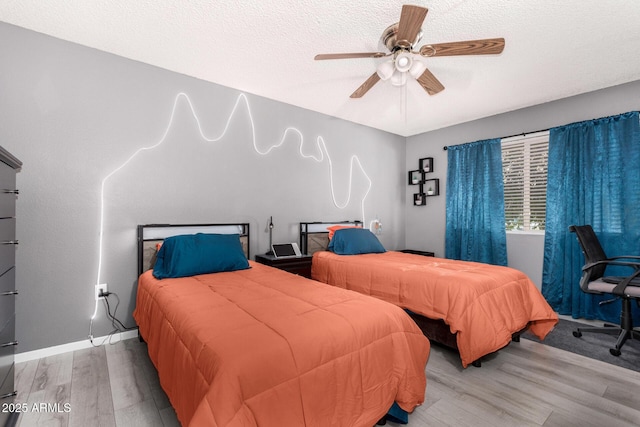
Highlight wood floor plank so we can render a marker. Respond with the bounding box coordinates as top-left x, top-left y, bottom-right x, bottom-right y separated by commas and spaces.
13, 359, 38, 404
17, 389, 68, 426
423, 346, 554, 425
105, 338, 178, 424
159, 406, 181, 427
123, 338, 173, 413
68, 346, 116, 427
30, 352, 74, 394
508, 338, 640, 384
17, 353, 74, 426
494, 338, 640, 411
603, 380, 640, 410
484, 342, 640, 426
128, 341, 178, 422
410, 397, 526, 427
113, 398, 163, 427
105, 339, 154, 412
498, 361, 640, 426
